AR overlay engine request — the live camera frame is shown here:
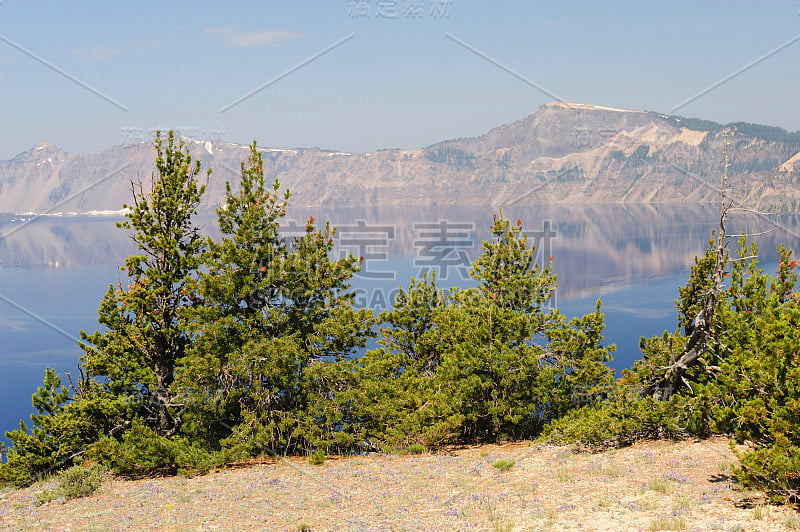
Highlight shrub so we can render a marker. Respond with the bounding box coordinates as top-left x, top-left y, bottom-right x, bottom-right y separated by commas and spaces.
0, 369, 113, 487
176, 142, 375, 457
1, 146, 622, 479
492, 459, 515, 472
36, 463, 107, 505
540, 389, 690, 451
708, 246, 800, 503
407, 444, 427, 455
87, 420, 219, 478
308, 450, 326, 466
